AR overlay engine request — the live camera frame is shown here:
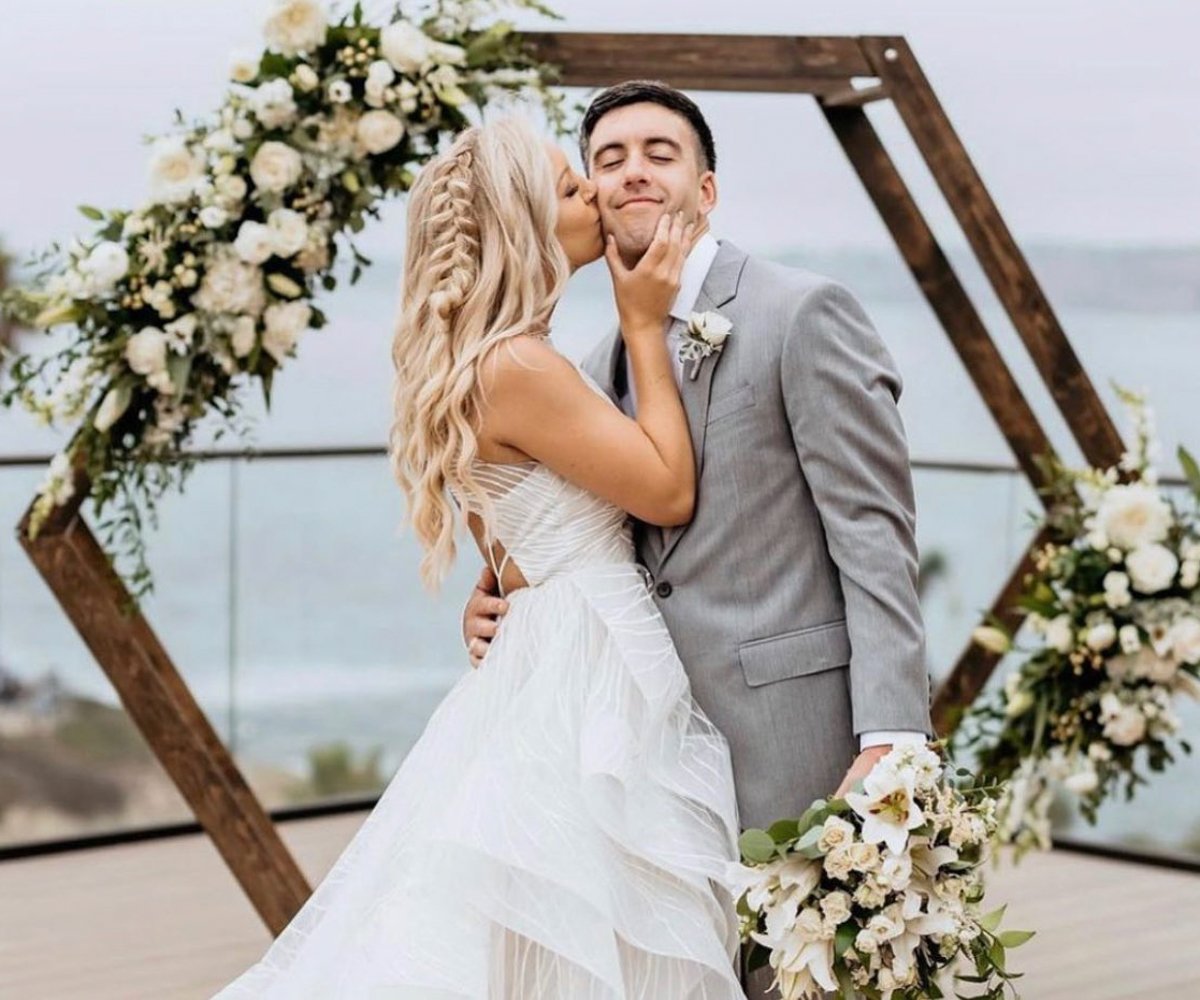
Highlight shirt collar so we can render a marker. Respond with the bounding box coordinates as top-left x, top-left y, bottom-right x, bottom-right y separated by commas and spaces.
668, 231, 720, 323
